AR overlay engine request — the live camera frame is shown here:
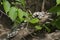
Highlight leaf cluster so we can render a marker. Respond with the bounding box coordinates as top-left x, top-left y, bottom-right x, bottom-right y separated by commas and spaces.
1, 0, 60, 32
